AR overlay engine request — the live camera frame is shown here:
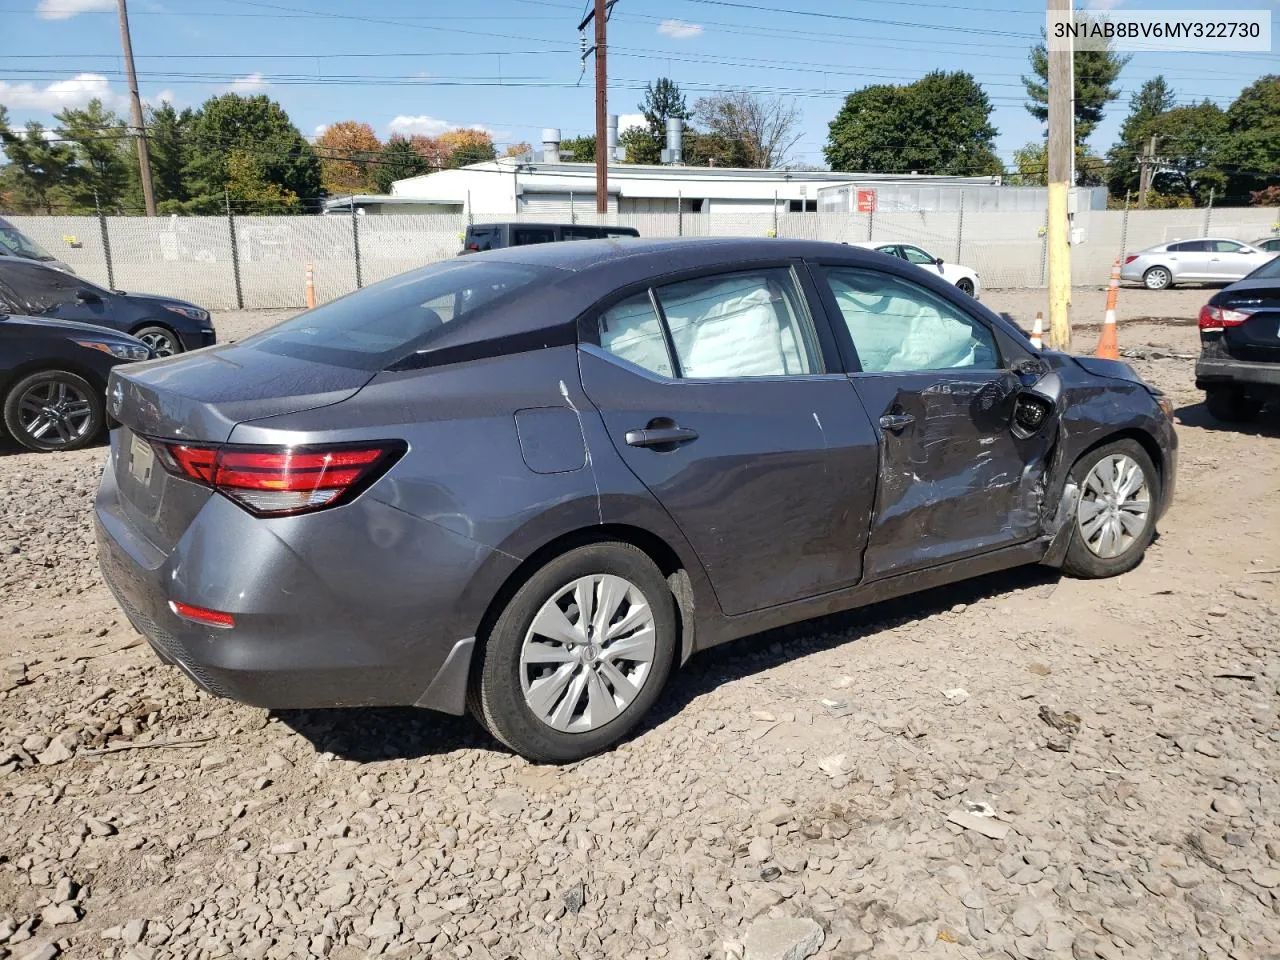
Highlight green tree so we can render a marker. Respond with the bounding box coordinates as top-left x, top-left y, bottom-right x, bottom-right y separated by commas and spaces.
372, 135, 430, 193
559, 134, 595, 162
145, 101, 195, 212
1023, 24, 1130, 147
1106, 76, 1177, 198
1215, 75, 1280, 203
825, 71, 1001, 175
0, 118, 77, 214
184, 94, 321, 213
1143, 102, 1227, 205
224, 148, 299, 212
54, 98, 133, 212
620, 126, 661, 164
640, 77, 692, 137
